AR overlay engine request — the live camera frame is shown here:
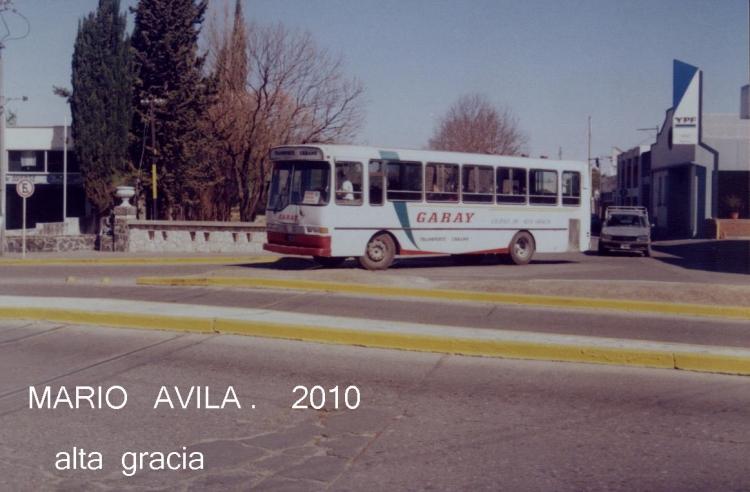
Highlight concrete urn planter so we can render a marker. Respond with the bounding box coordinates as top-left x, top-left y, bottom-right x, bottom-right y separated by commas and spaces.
115, 186, 136, 207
